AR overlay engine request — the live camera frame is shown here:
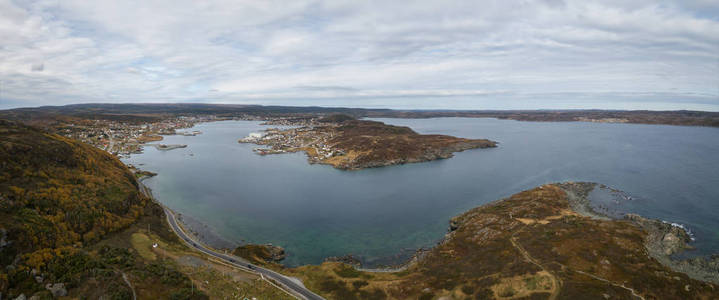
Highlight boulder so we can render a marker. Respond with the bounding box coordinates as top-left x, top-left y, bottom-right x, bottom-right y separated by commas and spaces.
232, 244, 286, 263
324, 254, 361, 267
44, 283, 67, 297
662, 232, 683, 255
265, 244, 286, 262
0, 228, 9, 248
449, 217, 460, 231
